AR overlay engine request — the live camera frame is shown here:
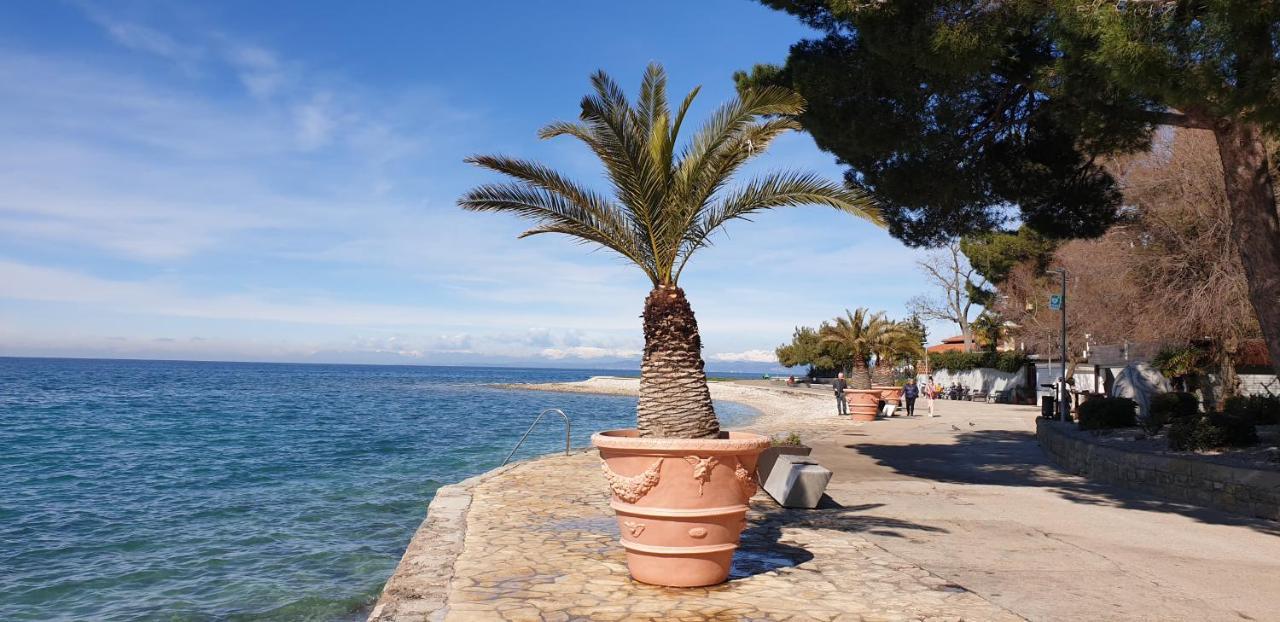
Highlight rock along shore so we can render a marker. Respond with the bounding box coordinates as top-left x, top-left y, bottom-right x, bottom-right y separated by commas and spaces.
368, 378, 1021, 621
